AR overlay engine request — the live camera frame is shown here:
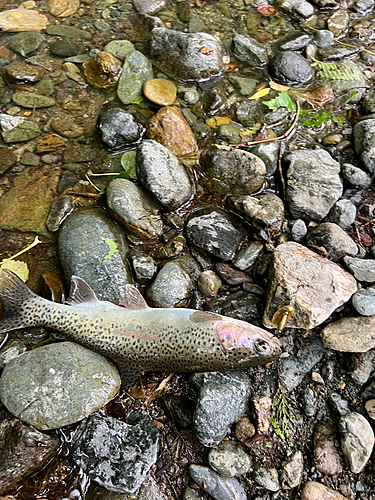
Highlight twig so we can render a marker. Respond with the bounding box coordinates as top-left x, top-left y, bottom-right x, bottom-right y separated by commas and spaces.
278, 142, 286, 200
67, 191, 102, 198
229, 101, 300, 149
